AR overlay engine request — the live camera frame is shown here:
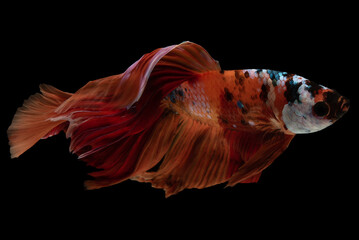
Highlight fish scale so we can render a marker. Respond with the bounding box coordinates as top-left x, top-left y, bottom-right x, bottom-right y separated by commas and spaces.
163, 69, 288, 131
